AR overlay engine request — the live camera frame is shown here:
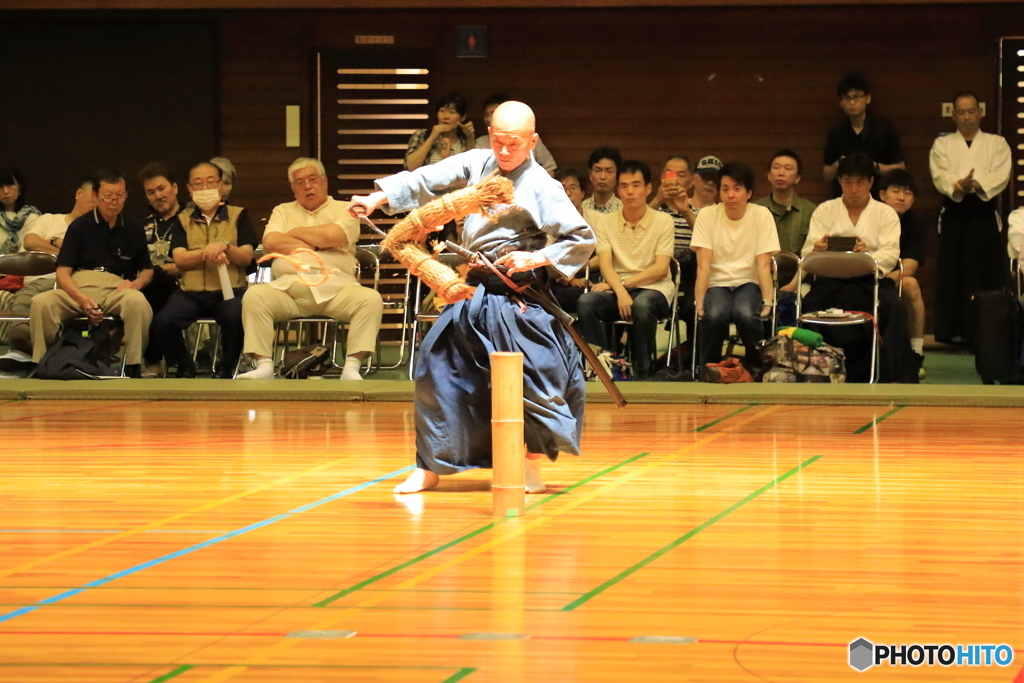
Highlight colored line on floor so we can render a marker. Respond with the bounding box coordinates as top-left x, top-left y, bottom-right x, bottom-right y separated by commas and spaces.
0, 454, 407, 581
693, 404, 755, 432
147, 665, 194, 683
0, 465, 413, 625
561, 454, 823, 611
313, 451, 651, 607
853, 405, 904, 434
